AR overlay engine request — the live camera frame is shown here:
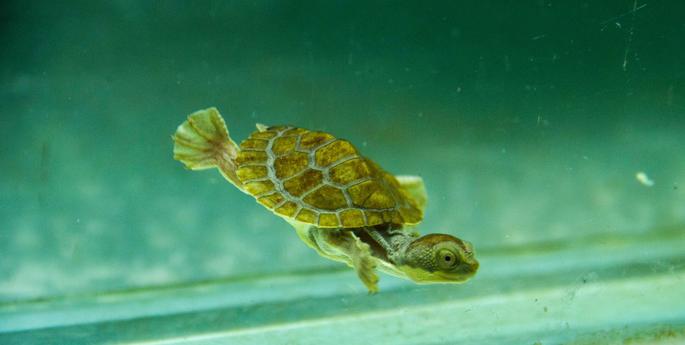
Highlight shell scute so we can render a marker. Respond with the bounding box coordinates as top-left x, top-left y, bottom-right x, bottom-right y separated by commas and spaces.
240, 139, 268, 150
244, 180, 274, 195
399, 206, 422, 224
318, 213, 339, 227
236, 151, 268, 165
272, 136, 297, 155
283, 170, 323, 197
284, 128, 308, 136
329, 158, 370, 185
315, 140, 356, 167
303, 185, 347, 210
274, 152, 309, 179
251, 131, 277, 140
391, 211, 403, 224
258, 193, 285, 208
382, 210, 401, 224
275, 201, 299, 217
364, 211, 384, 225
348, 180, 395, 209
236, 165, 267, 181
340, 209, 365, 227
299, 131, 334, 149
296, 208, 318, 223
